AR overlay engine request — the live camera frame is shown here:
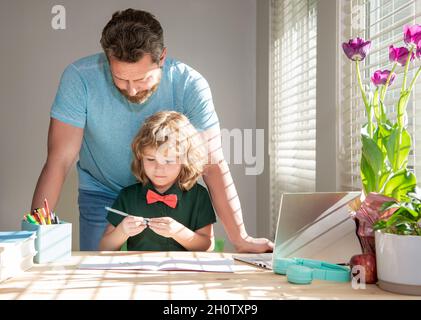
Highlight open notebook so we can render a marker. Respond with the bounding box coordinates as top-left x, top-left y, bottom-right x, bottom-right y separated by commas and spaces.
78, 256, 234, 273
